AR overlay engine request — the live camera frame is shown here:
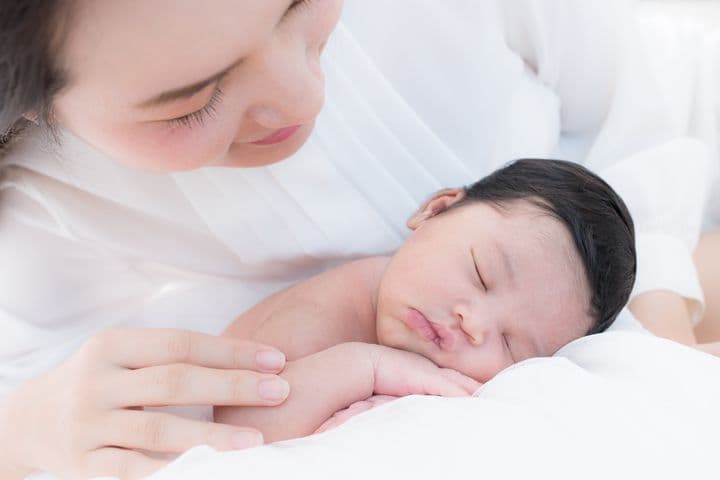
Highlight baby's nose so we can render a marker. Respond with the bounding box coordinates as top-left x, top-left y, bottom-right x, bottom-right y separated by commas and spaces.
466, 328, 487, 346
454, 303, 488, 346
